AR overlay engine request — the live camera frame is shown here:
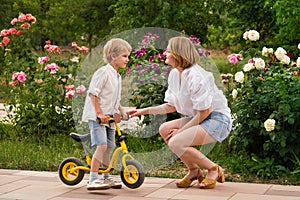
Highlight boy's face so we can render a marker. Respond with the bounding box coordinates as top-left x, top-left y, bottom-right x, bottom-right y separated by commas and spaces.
111, 51, 131, 70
